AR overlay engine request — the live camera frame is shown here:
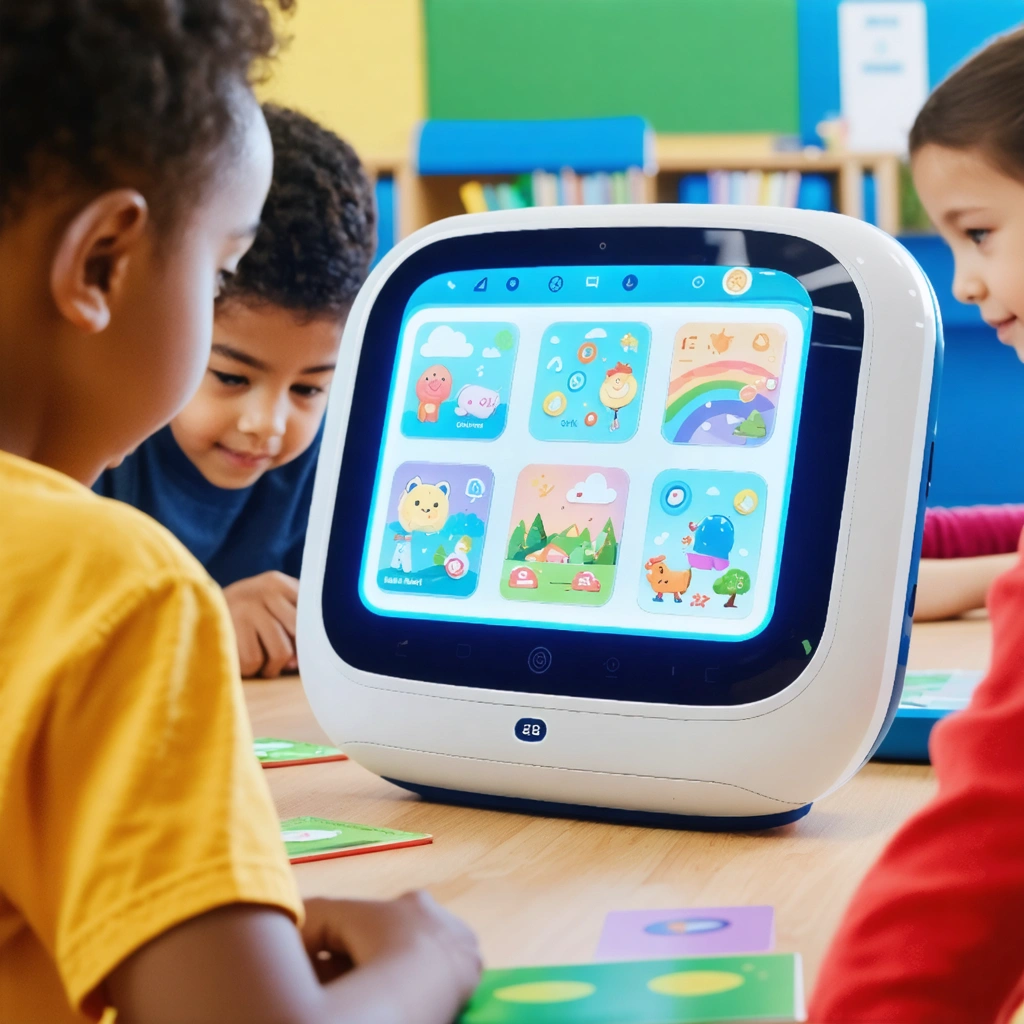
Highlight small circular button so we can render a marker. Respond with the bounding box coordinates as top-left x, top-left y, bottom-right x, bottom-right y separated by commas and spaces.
528, 647, 553, 674
506, 276, 520, 291
604, 657, 621, 674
